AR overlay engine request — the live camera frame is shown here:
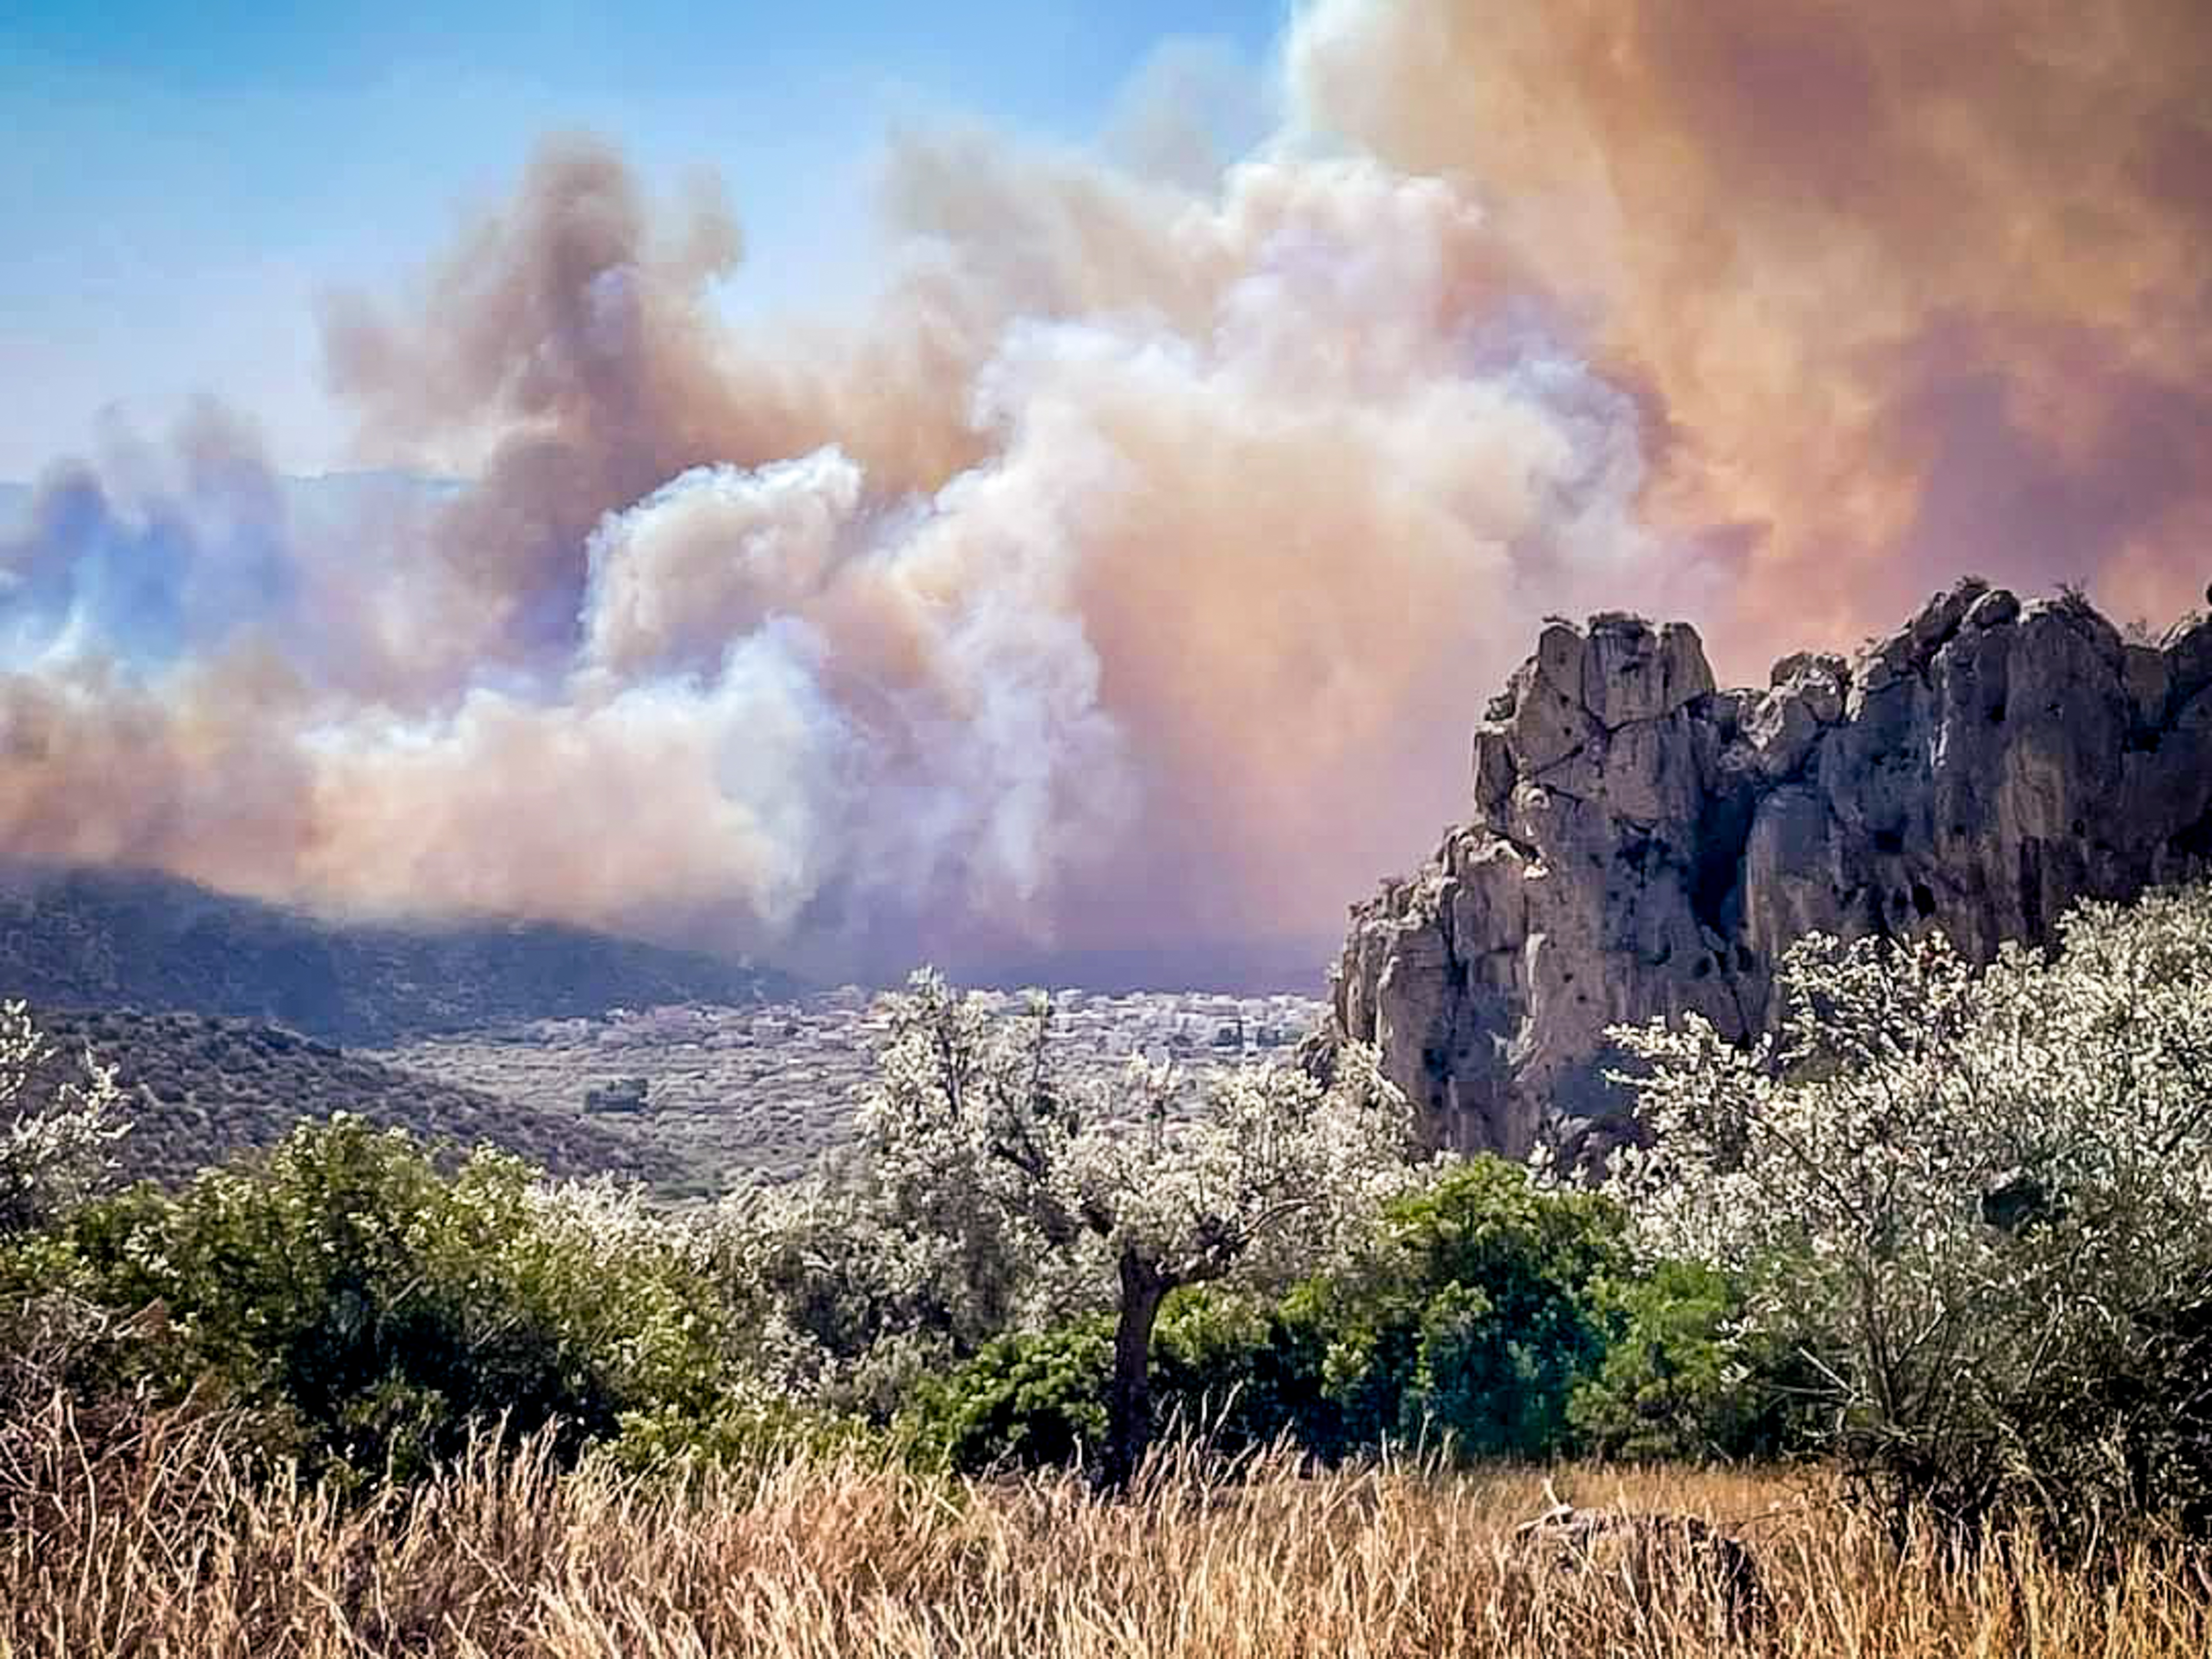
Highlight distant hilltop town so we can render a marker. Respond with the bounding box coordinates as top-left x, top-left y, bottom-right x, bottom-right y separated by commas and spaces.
373, 987, 1330, 1189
